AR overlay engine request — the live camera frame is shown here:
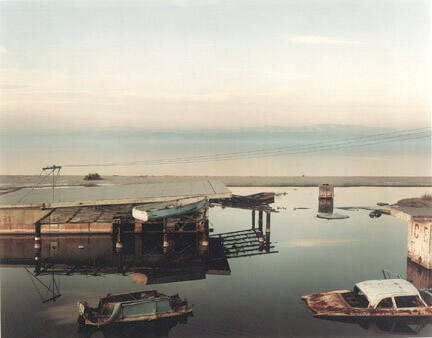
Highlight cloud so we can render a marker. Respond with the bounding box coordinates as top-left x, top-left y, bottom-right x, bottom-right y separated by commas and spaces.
287, 35, 358, 45
0, 45, 7, 54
